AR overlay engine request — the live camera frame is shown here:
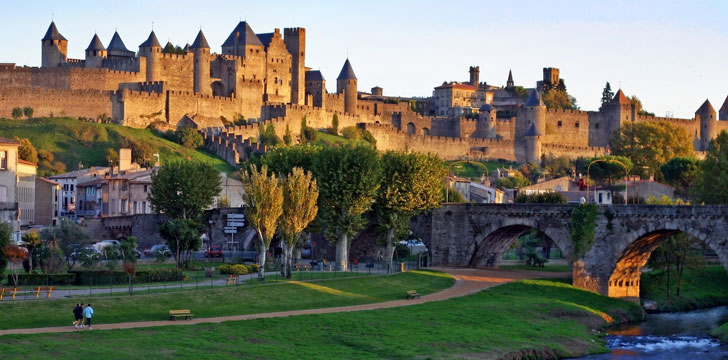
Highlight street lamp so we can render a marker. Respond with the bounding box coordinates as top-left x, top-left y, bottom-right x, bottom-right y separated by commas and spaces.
586, 159, 628, 204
